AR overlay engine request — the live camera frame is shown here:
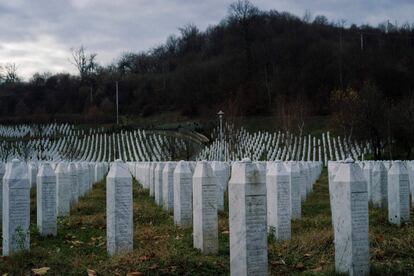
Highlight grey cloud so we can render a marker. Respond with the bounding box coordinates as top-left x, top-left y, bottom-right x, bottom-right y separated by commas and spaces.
0, 0, 412, 79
